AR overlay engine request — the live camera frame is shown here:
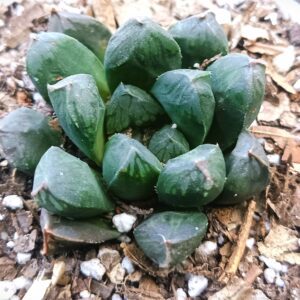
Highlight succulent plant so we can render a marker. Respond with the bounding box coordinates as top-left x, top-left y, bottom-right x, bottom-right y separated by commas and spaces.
103, 134, 162, 201
104, 18, 182, 92
26, 32, 110, 102
214, 131, 270, 205
169, 13, 228, 67
48, 74, 105, 165
48, 11, 111, 62
32, 147, 114, 219
157, 144, 226, 208
151, 70, 215, 148
206, 53, 266, 150
134, 211, 208, 267
106, 83, 166, 135
0, 107, 62, 174
148, 125, 190, 163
